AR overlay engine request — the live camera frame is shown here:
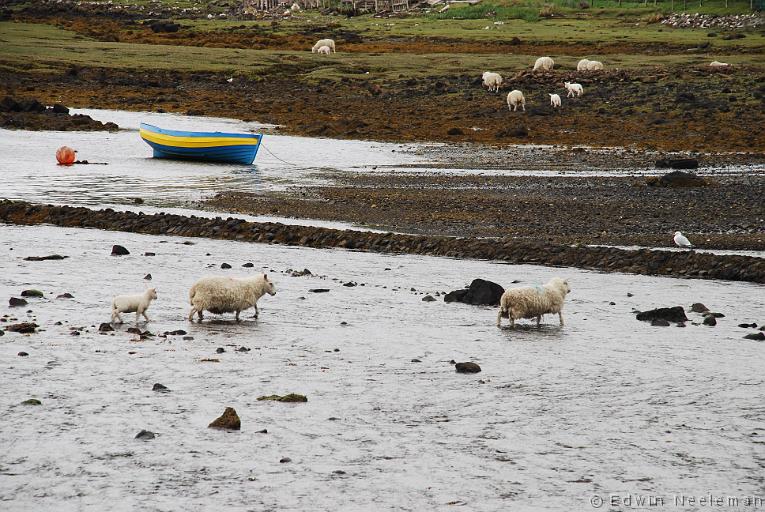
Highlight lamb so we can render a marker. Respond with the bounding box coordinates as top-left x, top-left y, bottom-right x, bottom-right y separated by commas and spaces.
317, 45, 331, 56
564, 81, 583, 98
506, 90, 526, 112
496, 277, 571, 328
111, 288, 157, 324
290, 2, 301, 11
312, 38, 336, 53
549, 93, 561, 108
709, 61, 730, 68
482, 71, 503, 93
533, 56, 554, 72
188, 274, 276, 322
